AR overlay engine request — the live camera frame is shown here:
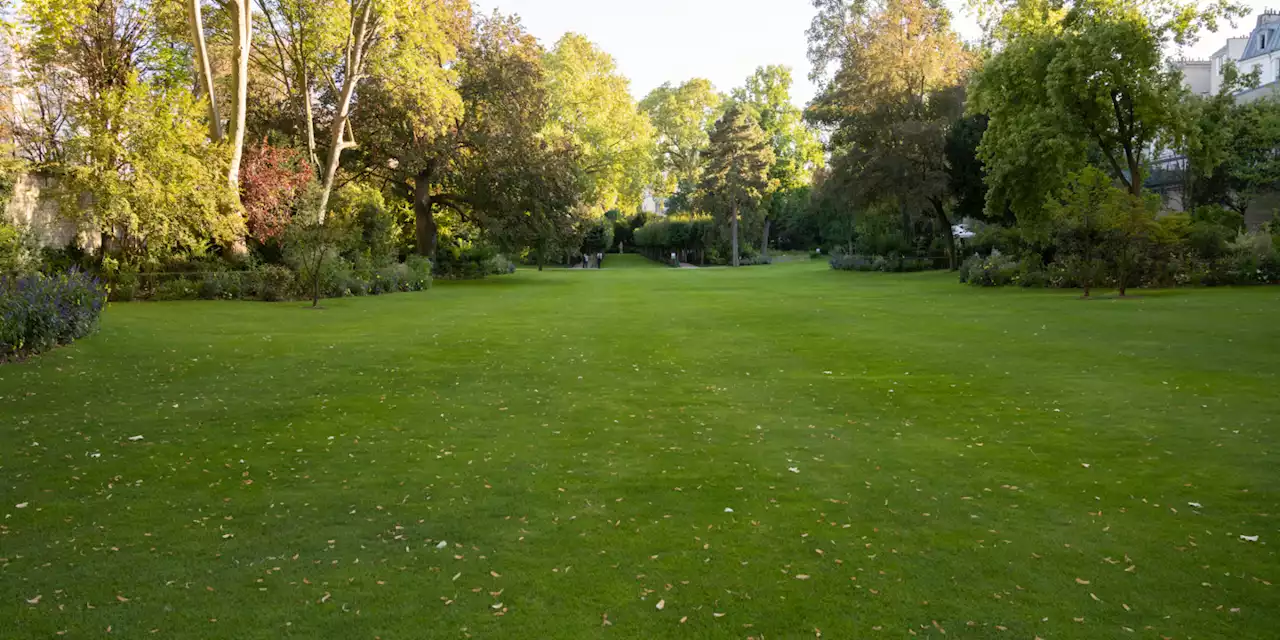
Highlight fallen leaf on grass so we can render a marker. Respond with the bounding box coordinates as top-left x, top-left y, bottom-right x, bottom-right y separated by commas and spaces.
656, 599, 665, 610
713, 612, 725, 618
1240, 535, 1259, 542
26, 595, 41, 604
795, 574, 811, 580
1075, 578, 1090, 585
